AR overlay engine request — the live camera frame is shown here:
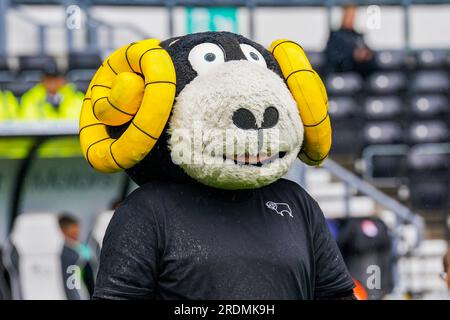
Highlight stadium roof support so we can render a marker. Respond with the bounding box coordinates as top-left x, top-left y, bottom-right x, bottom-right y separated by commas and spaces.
5, 0, 450, 54
8, 0, 450, 5
0, 0, 9, 56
